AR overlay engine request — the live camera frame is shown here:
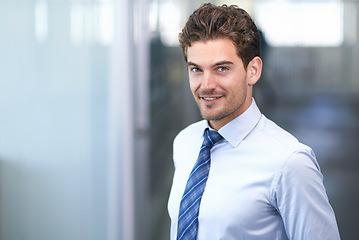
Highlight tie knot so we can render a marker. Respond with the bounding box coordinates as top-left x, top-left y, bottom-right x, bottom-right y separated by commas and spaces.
203, 128, 223, 149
